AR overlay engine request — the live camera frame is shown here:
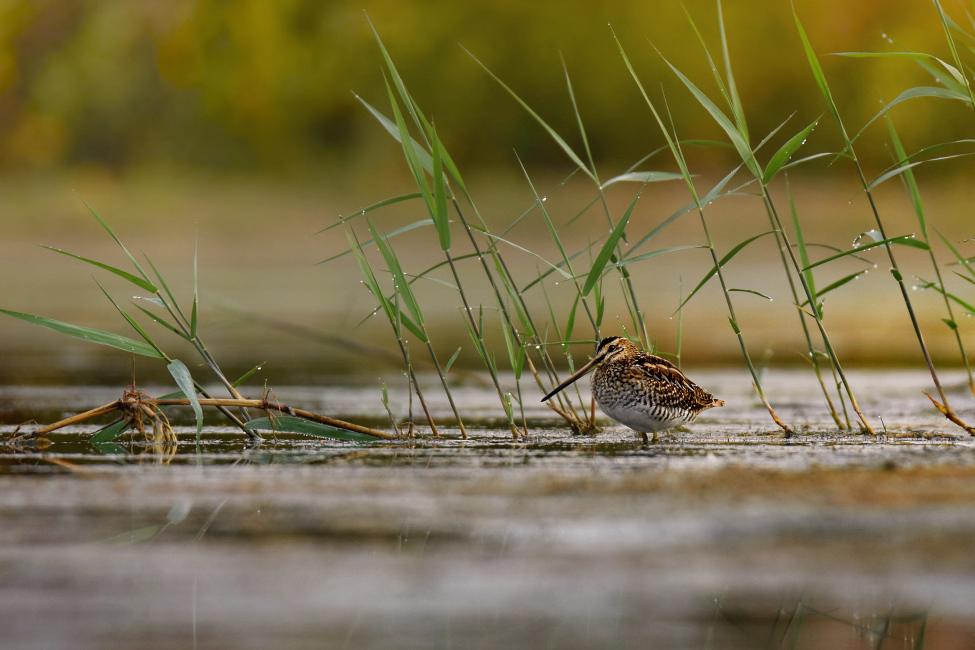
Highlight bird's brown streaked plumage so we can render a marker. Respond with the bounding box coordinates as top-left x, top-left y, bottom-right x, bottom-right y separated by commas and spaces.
542, 336, 724, 441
